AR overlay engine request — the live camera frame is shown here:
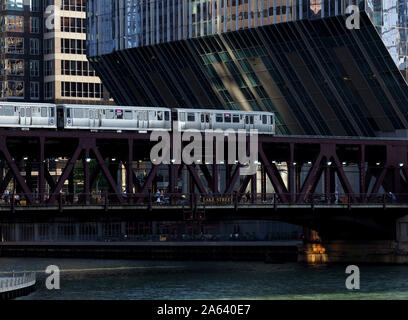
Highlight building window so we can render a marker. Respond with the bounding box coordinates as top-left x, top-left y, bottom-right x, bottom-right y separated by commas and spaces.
30, 82, 39, 99
1, 15, 24, 32
3, 59, 24, 76
30, 17, 40, 33
3, 37, 24, 54
44, 60, 54, 76
2, 80, 24, 98
61, 82, 103, 99
44, 82, 54, 99
61, 60, 95, 76
61, 17, 86, 33
44, 38, 54, 54
61, 0, 86, 12
60, 39, 86, 54
30, 0, 40, 11
30, 38, 40, 55
30, 60, 39, 77
2, 0, 24, 10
